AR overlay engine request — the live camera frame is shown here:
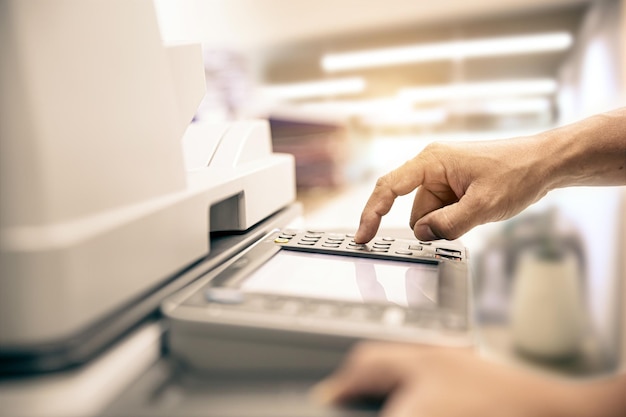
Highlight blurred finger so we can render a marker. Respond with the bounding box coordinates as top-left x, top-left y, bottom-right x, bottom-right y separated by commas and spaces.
311, 343, 422, 406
